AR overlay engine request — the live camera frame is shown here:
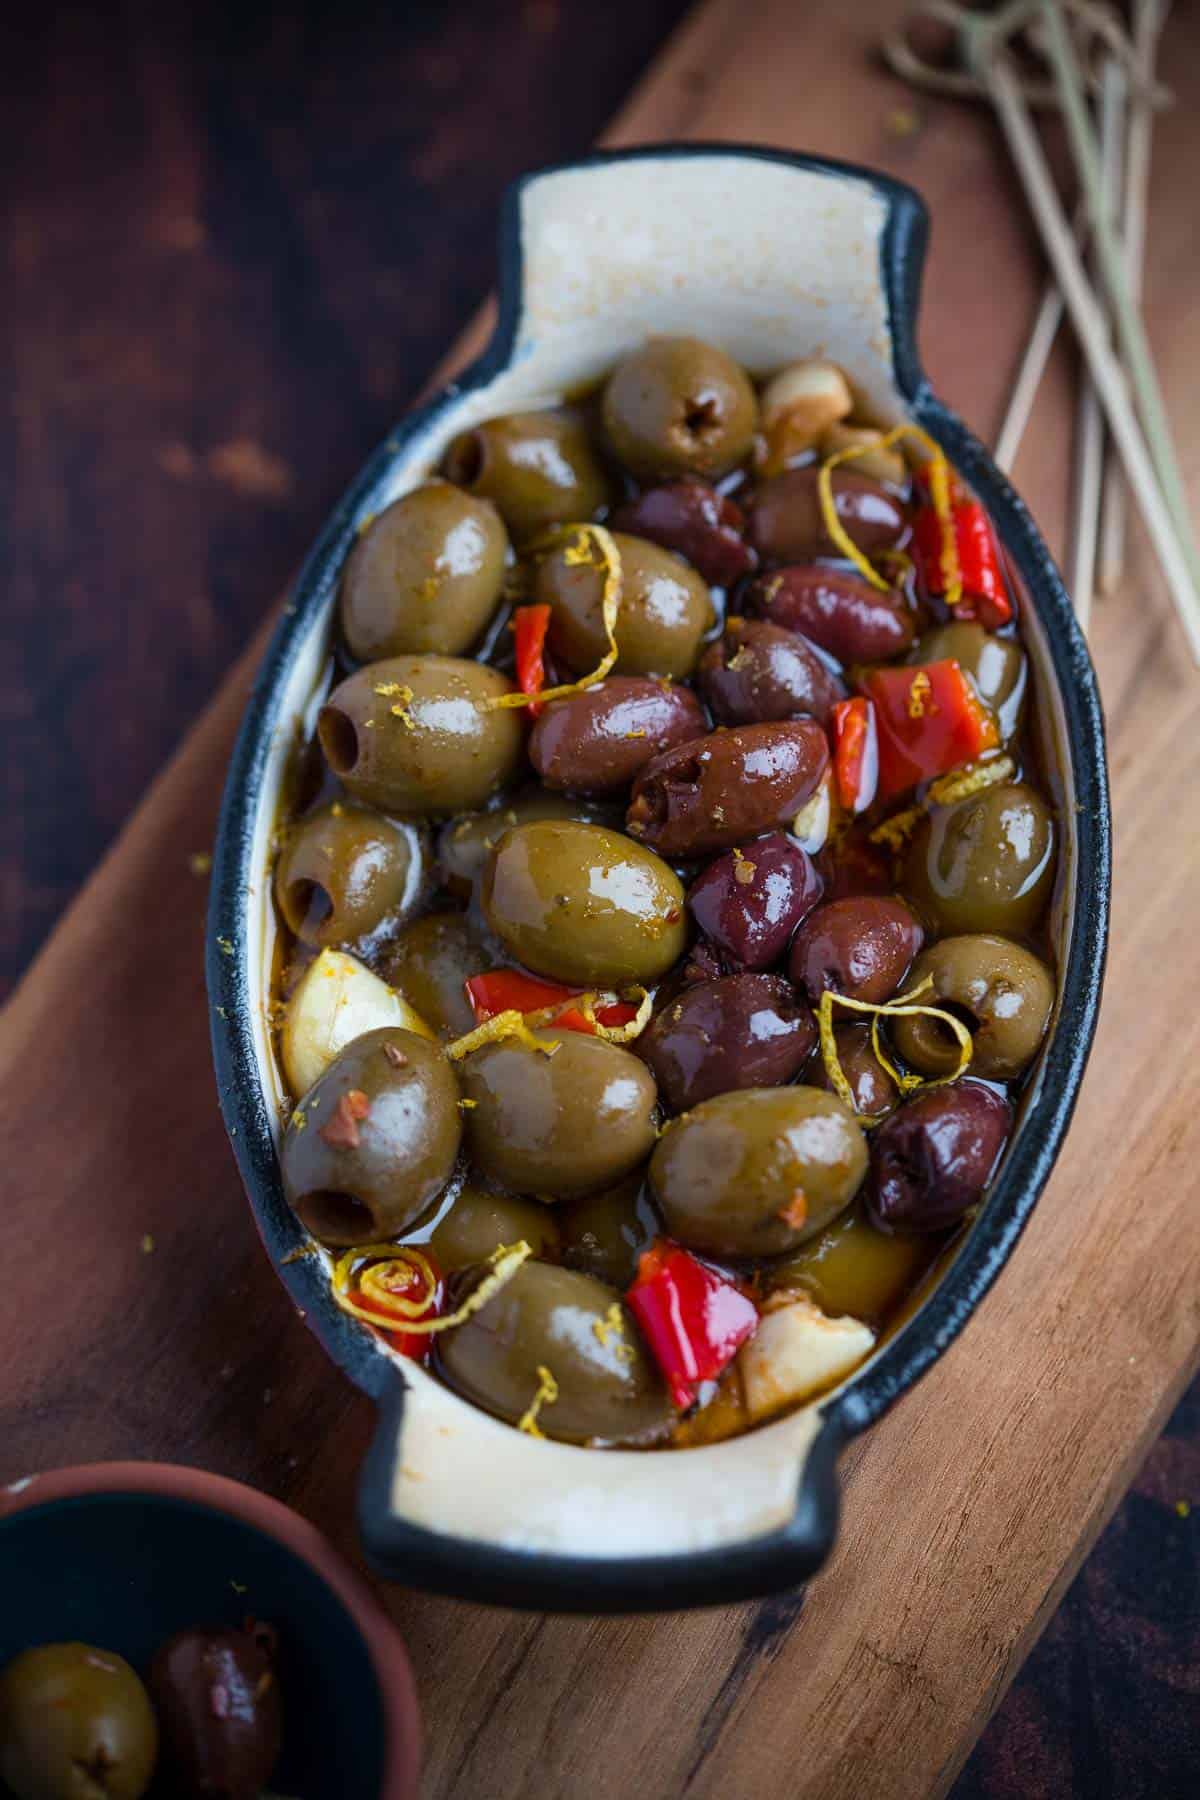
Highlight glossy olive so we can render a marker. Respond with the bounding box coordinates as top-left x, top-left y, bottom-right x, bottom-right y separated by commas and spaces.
436, 1261, 671, 1444
687, 831, 822, 969
425, 1183, 561, 1269
640, 974, 816, 1113
378, 910, 490, 1038
274, 802, 424, 947
610, 478, 755, 586
892, 934, 1055, 1079
529, 676, 707, 796
318, 655, 524, 818
627, 721, 830, 858
809, 1022, 900, 1118
461, 1030, 658, 1196
650, 1086, 867, 1258
339, 481, 507, 660
435, 787, 614, 894
537, 531, 714, 680
0, 1642, 159, 1800
768, 1200, 929, 1323
698, 619, 842, 727
748, 468, 906, 564
602, 336, 758, 481
481, 819, 687, 985
903, 782, 1055, 937
866, 1080, 1011, 1234
441, 407, 610, 544
558, 1173, 653, 1288
789, 896, 923, 1005
914, 620, 1027, 740
745, 562, 916, 662
148, 1625, 281, 1800
281, 1027, 462, 1245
